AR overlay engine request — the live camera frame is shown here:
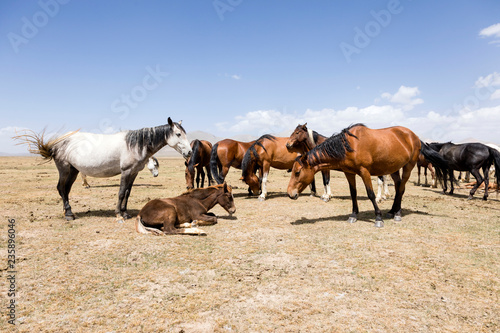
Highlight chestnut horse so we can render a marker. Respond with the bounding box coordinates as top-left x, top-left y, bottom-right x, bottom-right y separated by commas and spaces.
241, 135, 298, 201
185, 139, 214, 189
416, 153, 436, 188
286, 123, 332, 201
135, 183, 236, 236
210, 138, 256, 184
287, 124, 449, 227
